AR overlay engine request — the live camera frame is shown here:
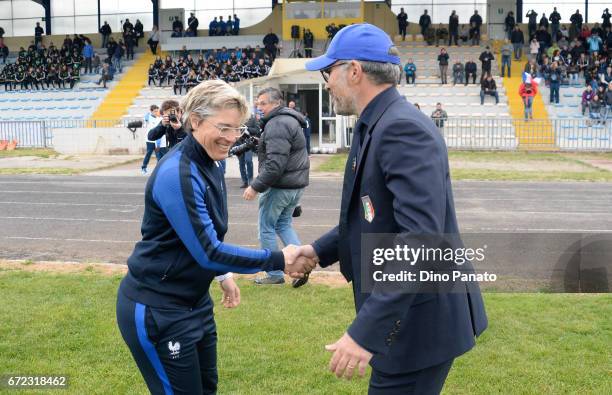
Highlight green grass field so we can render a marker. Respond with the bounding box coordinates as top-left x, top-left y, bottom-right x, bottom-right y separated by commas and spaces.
316, 151, 612, 182
0, 269, 610, 394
